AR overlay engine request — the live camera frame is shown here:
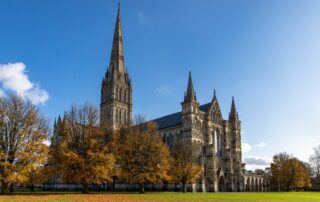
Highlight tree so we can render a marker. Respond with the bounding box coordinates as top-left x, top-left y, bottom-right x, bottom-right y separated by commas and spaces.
270, 152, 311, 191
117, 116, 170, 193
310, 145, 320, 190
169, 141, 203, 193
254, 169, 266, 175
270, 153, 291, 191
292, 160, 311, 190
0, 95, 49, 194
54, 103, 115, 193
